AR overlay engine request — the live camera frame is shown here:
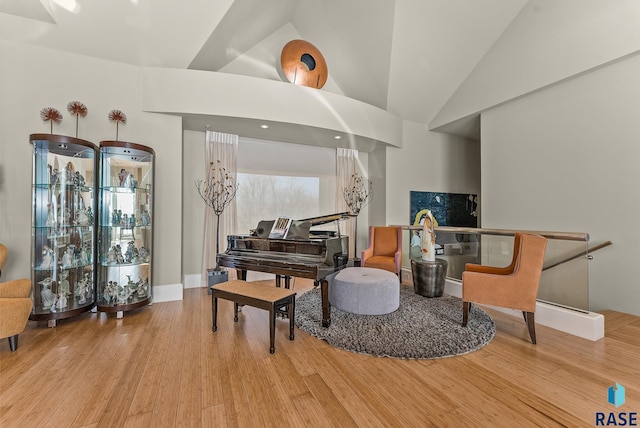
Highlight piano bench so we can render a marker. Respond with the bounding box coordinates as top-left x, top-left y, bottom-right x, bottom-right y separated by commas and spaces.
211, 280, 296, 354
